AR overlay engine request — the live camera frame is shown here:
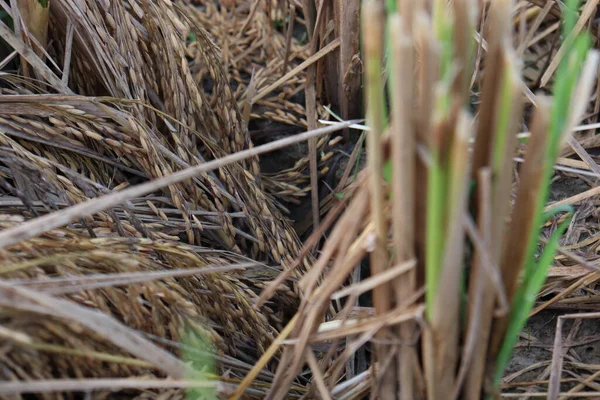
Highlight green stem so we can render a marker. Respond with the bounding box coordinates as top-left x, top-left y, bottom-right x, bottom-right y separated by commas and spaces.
426, 149, 446, 317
